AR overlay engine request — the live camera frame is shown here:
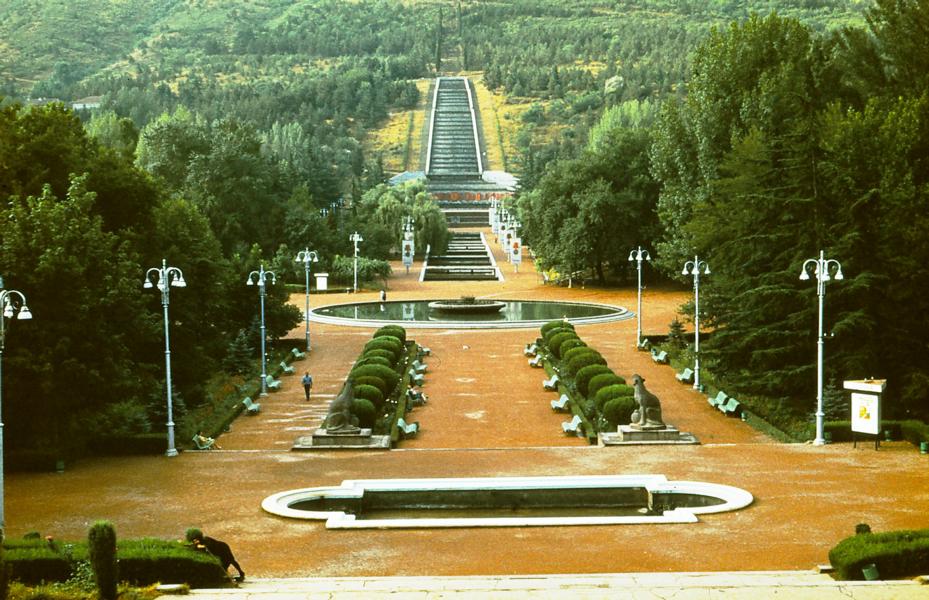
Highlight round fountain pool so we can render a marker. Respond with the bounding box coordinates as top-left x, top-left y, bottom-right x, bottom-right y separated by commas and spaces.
310, 299, 632, 329
262, 475, 753, 529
